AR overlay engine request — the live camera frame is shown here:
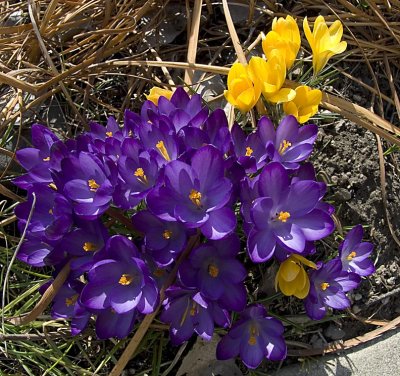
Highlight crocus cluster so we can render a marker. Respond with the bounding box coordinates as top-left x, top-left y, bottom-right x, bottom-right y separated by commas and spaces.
14, 86, 374, 369
224, 15, 346, 122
